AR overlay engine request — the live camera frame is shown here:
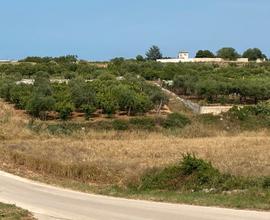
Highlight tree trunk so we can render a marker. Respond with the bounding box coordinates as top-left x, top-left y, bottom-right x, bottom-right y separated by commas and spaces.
157, 100, 163, 115
128, 106, 131, 116
255, 97, 258, 105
